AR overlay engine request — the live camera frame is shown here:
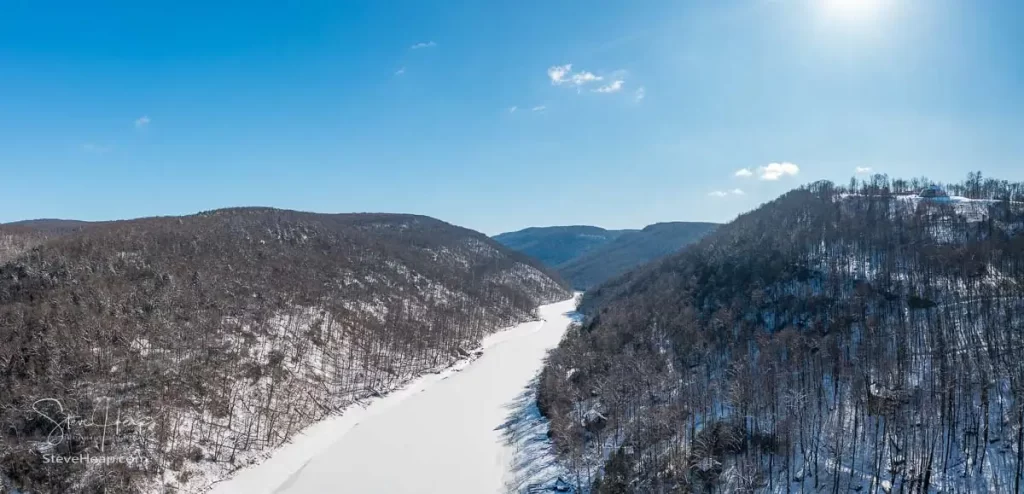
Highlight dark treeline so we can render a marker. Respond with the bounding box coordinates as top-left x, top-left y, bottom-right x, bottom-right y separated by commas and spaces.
0, 207, 569, 493
539, 173, 1024, 493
